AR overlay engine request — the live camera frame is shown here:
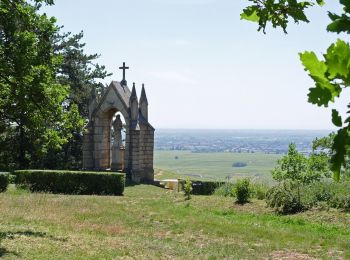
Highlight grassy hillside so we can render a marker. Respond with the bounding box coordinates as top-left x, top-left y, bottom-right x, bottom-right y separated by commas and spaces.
154, 150, 281, 182
1, 185, 349, 259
